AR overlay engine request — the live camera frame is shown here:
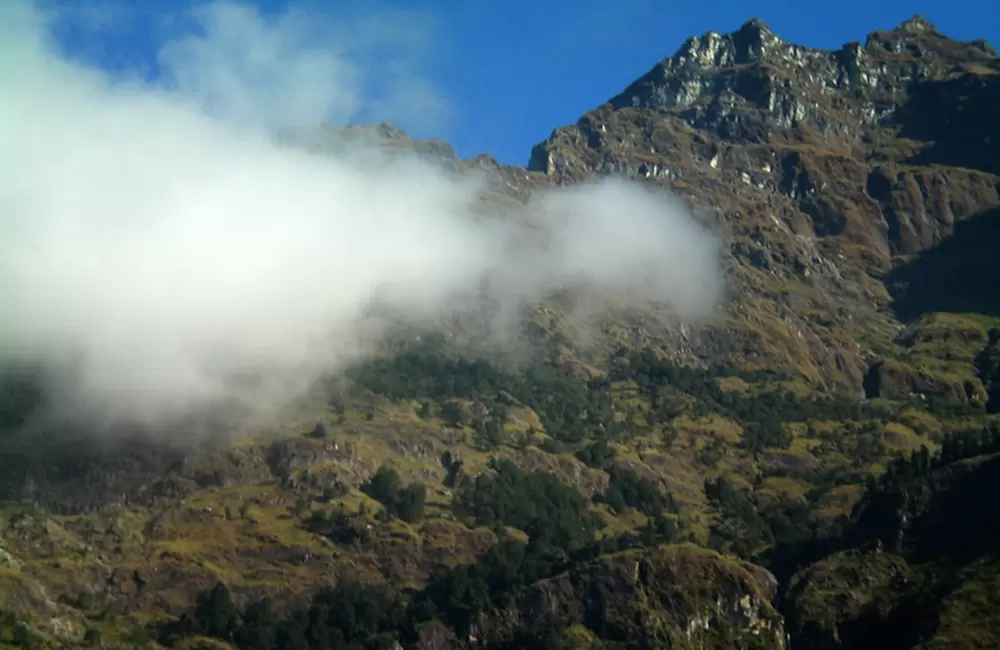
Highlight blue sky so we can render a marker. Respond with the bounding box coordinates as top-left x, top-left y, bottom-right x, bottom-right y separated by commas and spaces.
44, 0, 1000, 166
